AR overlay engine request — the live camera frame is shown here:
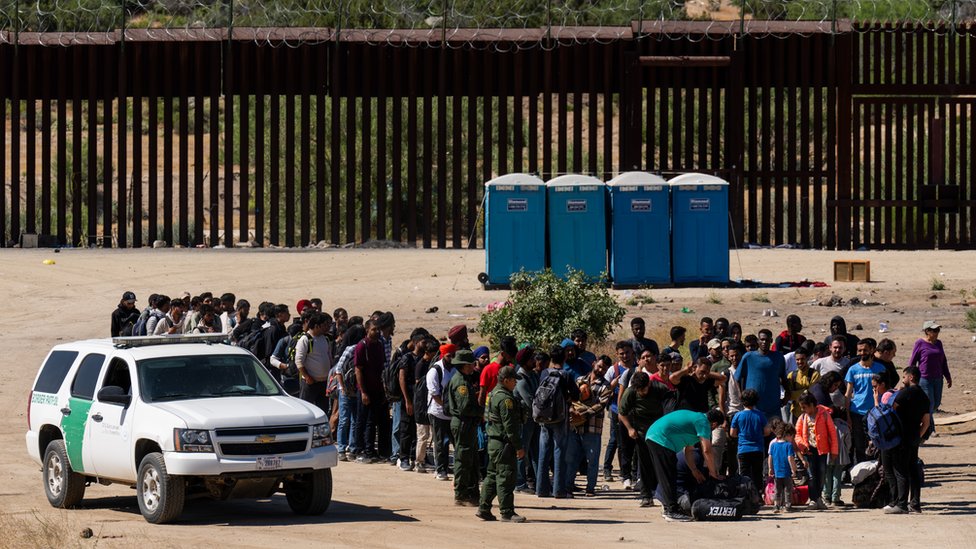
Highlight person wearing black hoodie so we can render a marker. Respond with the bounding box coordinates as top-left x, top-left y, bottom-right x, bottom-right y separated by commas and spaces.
823, 316, 859, 360
111, 291, 140, 337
